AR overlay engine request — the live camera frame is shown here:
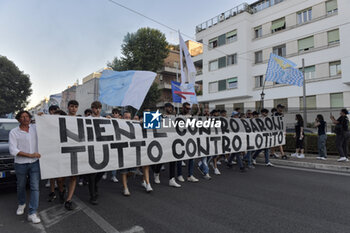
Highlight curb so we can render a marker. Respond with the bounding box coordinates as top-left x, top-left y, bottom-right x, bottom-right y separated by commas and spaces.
256, 158, 350, 173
